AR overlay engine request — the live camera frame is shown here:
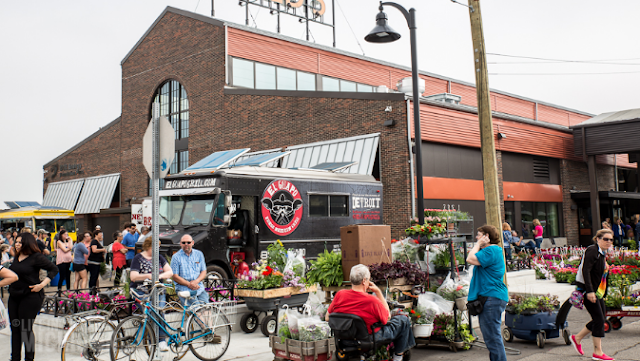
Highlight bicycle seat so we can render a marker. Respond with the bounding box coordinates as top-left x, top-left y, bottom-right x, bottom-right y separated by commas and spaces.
178, 290, 196, 299
98, 289, 121, 303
